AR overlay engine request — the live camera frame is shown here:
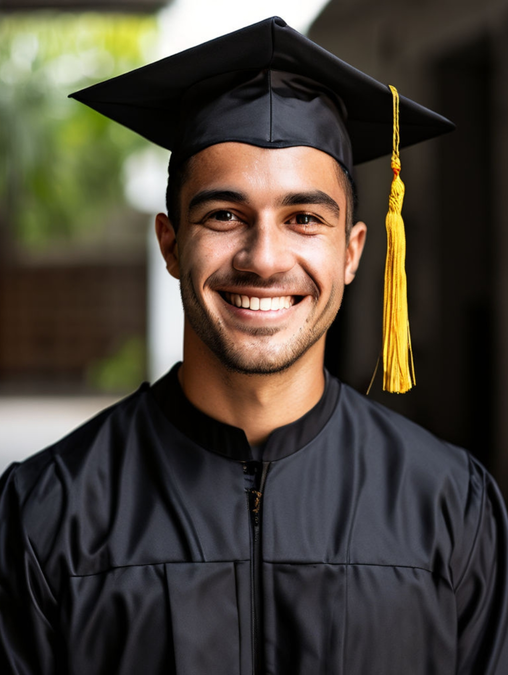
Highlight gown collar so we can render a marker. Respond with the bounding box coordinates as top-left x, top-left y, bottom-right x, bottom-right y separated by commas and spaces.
150, 363, 340, 462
